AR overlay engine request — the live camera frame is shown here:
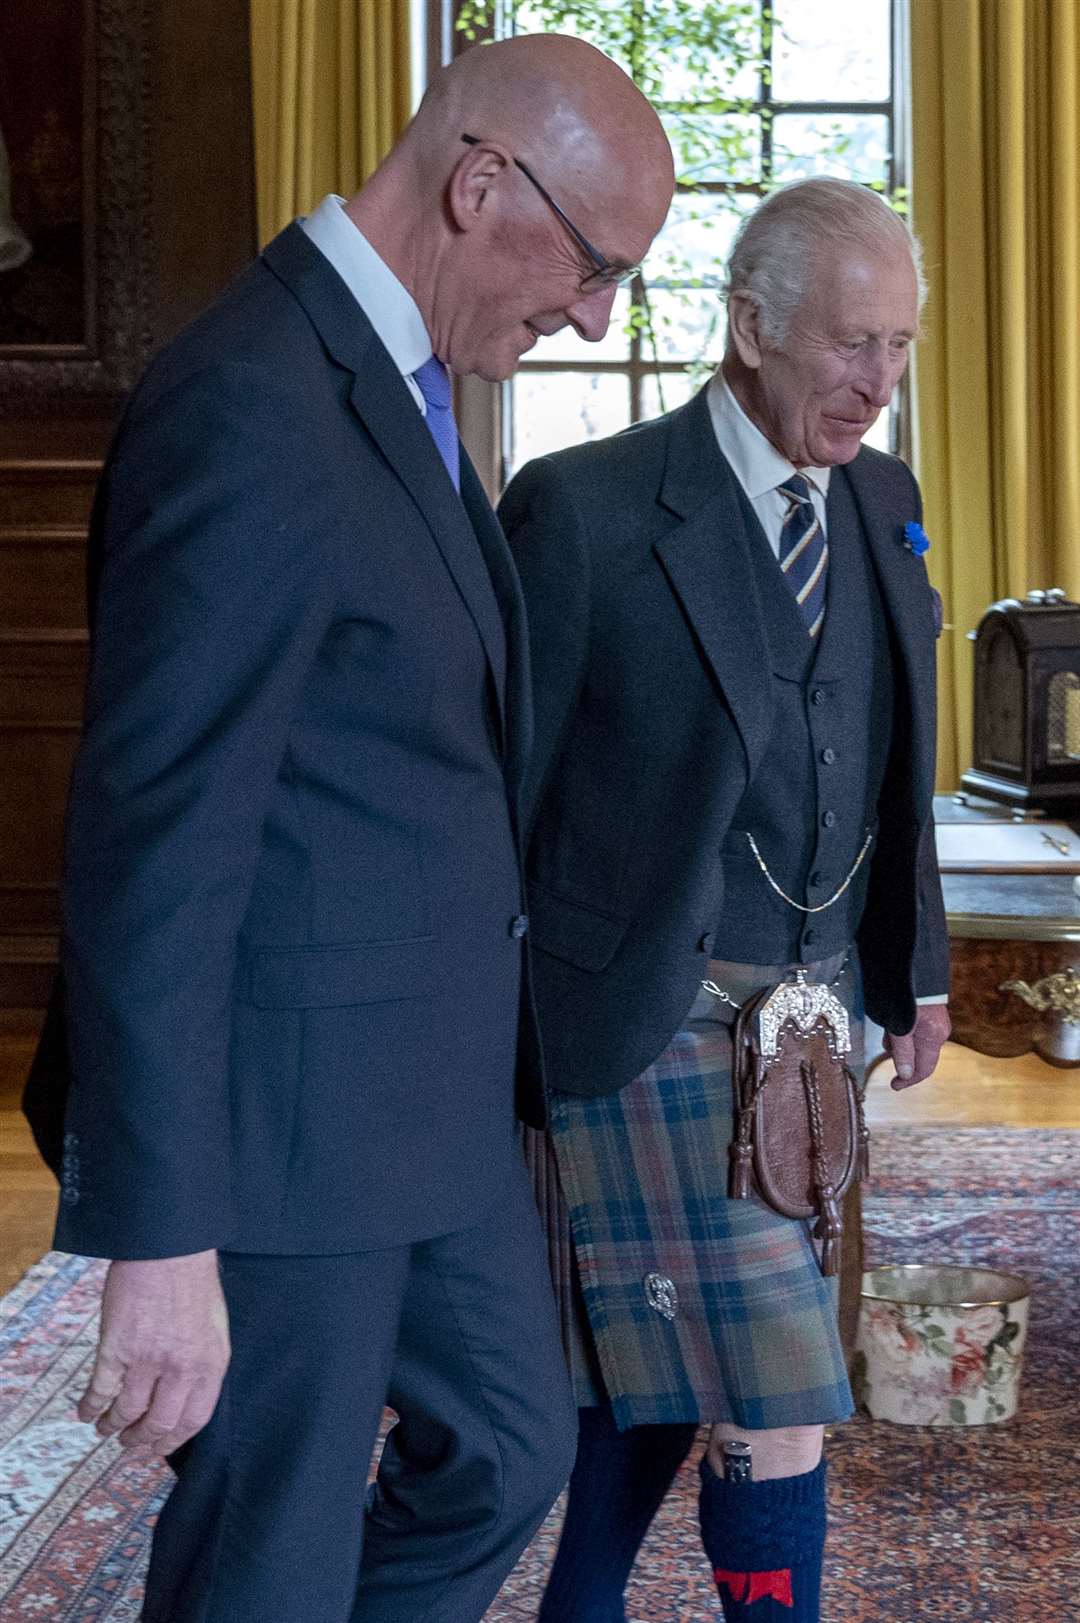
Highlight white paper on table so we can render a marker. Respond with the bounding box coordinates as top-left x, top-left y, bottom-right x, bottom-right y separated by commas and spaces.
935, 820, 1080, 872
